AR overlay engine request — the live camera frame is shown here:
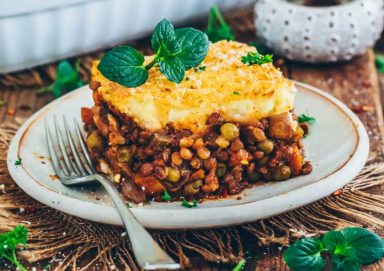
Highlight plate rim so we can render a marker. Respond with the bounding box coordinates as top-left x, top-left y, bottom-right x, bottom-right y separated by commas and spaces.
7, 81, 369, 229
